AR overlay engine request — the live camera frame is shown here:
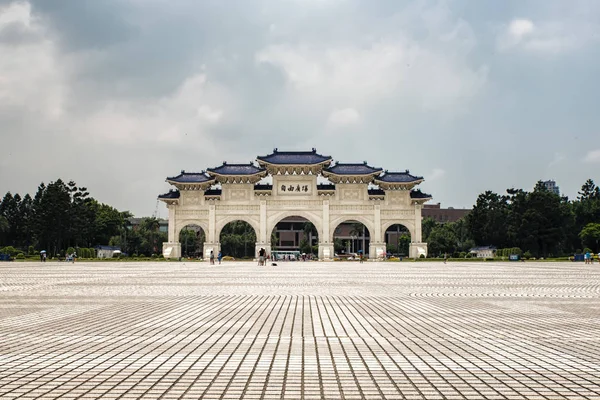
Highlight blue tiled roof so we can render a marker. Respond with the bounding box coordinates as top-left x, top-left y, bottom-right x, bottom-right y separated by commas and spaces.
158, 189, 180, 199
257, 148, 332, 165
207, 163, 266, 175
376, 170, 423, 183
167, 171, 213, 183
410, 189, 432, 199
324, 162, 383, 175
